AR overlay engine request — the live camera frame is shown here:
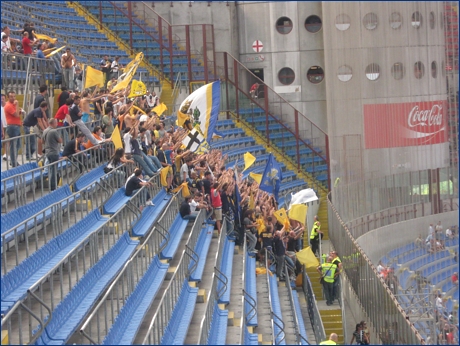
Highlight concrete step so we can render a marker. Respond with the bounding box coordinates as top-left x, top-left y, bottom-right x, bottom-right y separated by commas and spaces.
277, 282, 299, 345
255, 265, 273, 342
